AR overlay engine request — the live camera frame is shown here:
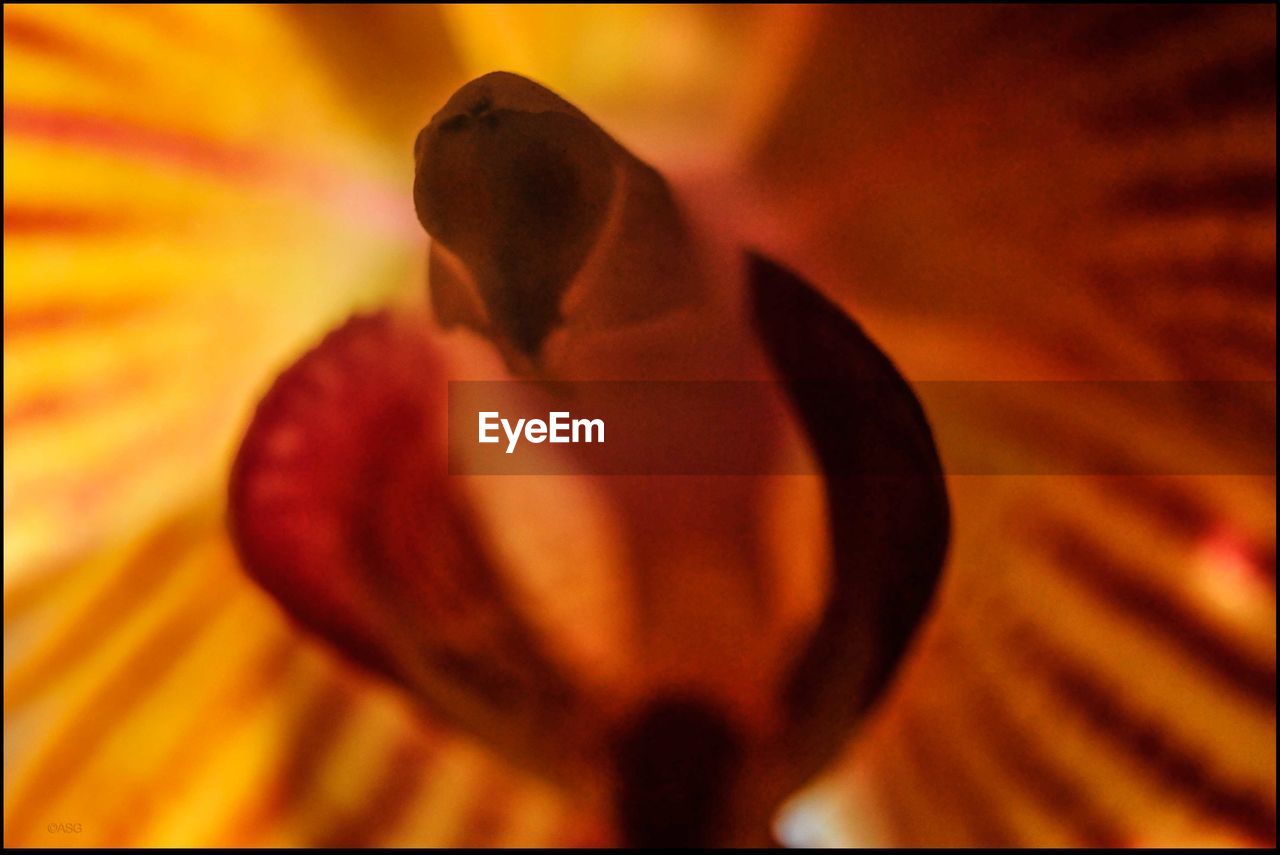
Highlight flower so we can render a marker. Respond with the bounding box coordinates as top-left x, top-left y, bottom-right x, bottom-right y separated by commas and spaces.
4, 4, 1275, 848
